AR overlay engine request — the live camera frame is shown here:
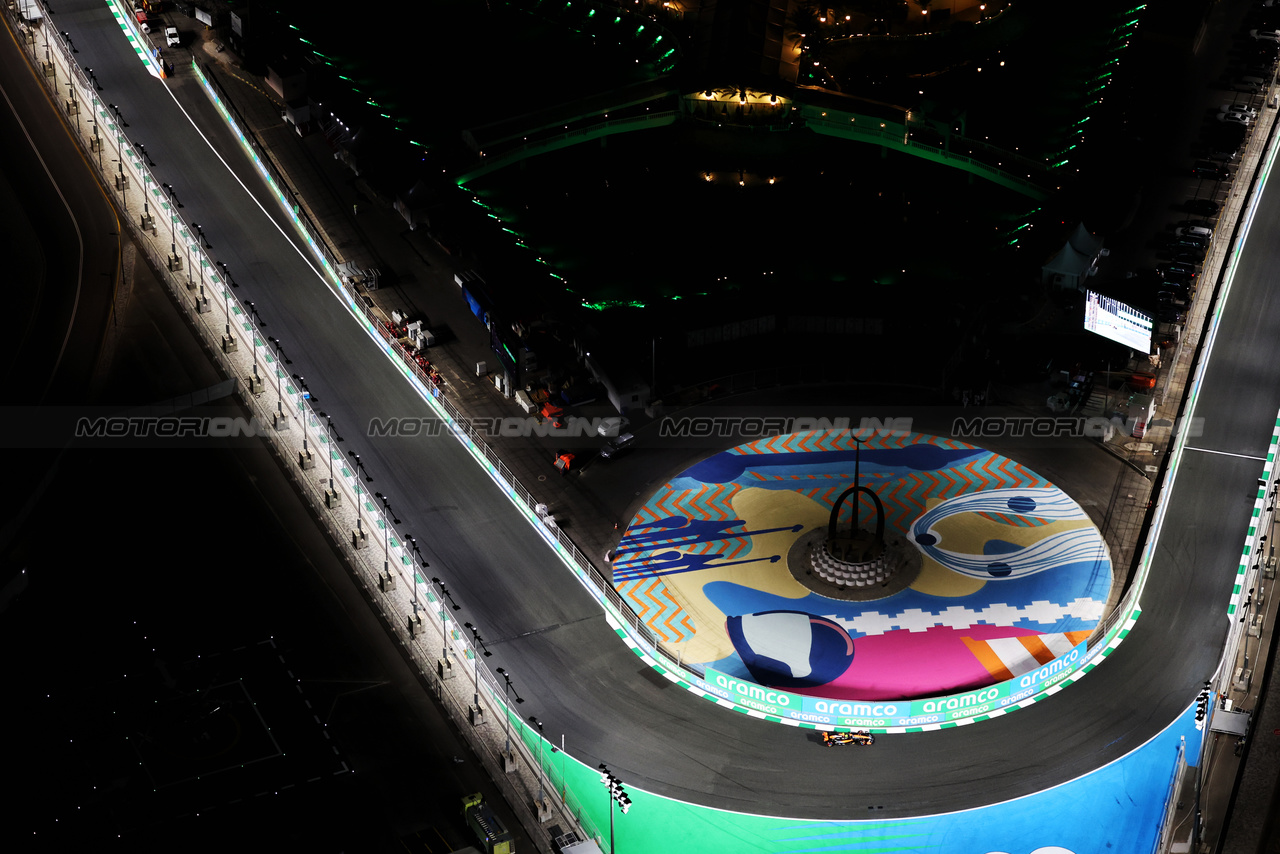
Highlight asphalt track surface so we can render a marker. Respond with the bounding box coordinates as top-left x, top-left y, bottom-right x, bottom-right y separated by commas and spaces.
19, 0, 1277, 822
0, 16, 117, 403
